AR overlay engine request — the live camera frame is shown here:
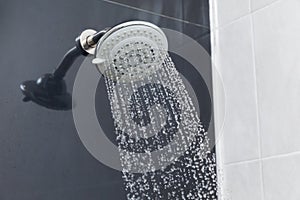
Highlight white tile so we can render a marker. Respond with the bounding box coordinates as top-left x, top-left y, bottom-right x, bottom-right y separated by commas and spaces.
223, 161, 263, 200
216, 0, 250, 27
253, 0, 300, 157
215, 16, 260, 163
263, 153, 300, 200
251, 0, 278, 11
